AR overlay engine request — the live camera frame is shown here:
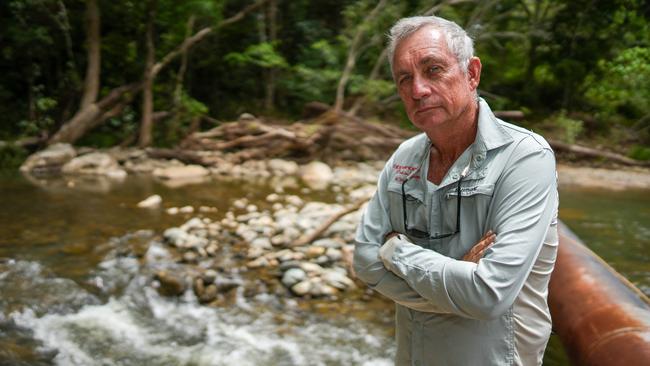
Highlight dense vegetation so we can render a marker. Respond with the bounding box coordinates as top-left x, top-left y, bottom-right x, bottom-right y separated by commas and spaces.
0, 0, 648, 161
